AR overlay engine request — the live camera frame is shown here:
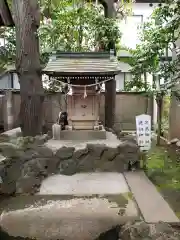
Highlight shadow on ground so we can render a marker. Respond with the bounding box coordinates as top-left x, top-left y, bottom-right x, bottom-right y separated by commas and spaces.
0, 226, 121, 240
